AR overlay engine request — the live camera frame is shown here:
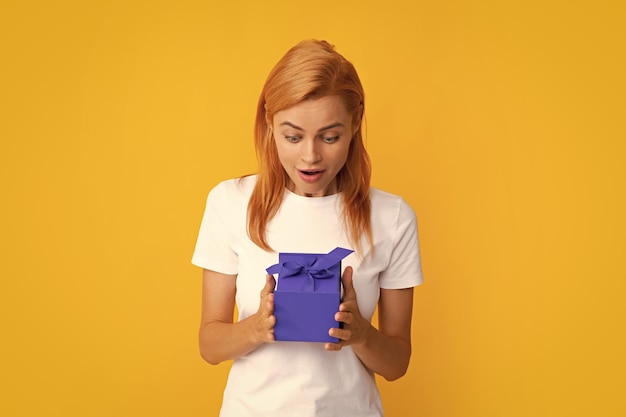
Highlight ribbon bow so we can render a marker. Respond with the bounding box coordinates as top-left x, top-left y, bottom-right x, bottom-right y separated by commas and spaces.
266, 247, 353, 292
